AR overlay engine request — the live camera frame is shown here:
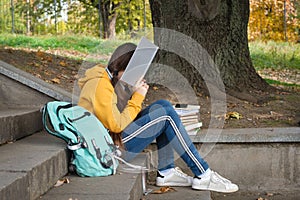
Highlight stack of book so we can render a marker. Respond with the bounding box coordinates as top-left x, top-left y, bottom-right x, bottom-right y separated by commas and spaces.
174, 104, 202, 135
